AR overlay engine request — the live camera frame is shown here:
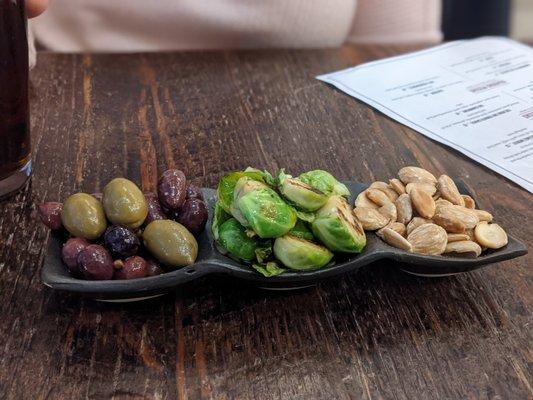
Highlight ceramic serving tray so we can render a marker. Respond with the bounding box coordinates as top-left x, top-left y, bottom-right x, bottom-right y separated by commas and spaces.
41, 182, 528, 301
